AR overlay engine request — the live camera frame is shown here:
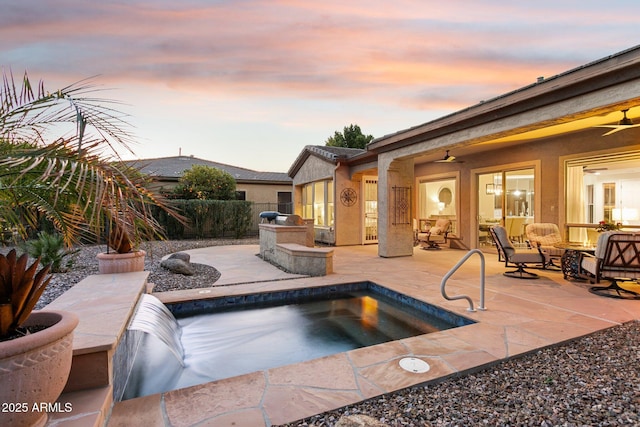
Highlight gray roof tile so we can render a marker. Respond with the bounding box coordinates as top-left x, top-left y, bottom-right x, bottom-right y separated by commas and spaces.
123, 156, 291, 183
